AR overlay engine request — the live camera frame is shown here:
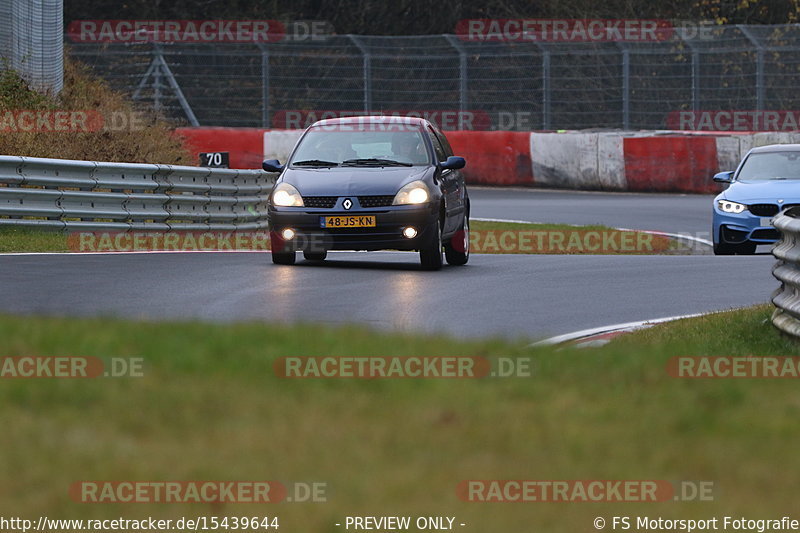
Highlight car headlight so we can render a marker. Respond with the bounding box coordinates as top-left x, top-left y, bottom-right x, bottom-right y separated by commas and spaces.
393, 181, 430, 205
272, 183, 304, 207
718, 200, 746, 214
